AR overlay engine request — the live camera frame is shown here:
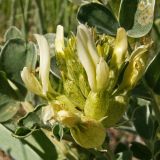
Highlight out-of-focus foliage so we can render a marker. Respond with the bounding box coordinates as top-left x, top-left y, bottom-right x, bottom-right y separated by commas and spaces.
0, 0, 78, 41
